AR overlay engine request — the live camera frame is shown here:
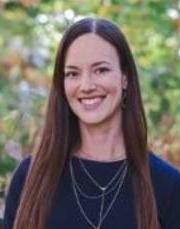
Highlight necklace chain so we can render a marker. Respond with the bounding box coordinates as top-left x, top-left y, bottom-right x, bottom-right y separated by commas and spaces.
69, 158, 128, 229
79, 158, 127, 191
73, 160, 127, 199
